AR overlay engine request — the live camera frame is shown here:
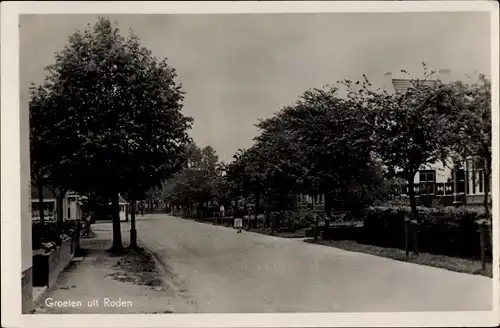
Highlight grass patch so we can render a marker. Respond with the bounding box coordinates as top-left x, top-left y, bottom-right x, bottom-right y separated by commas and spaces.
248, 228, 307, 238
306, 238, 492, 278
108, 248, 164, 287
